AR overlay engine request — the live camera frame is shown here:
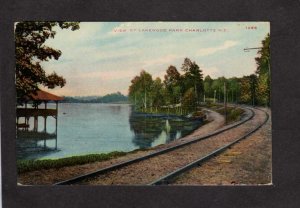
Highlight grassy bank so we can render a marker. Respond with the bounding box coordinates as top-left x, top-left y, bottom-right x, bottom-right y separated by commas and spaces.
136, 106, 198, 116
199, 102, 223, 110
216, 107, 245, 124
199, 102, 244, 124
17, 151, 127, 174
